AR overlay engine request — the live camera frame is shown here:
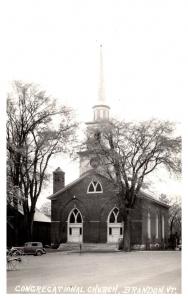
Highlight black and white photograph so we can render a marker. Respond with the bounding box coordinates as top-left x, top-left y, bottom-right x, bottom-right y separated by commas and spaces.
1, 0, 187, 297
